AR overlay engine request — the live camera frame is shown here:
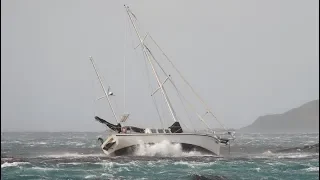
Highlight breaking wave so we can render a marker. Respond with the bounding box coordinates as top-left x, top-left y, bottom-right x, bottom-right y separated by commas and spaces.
254, 151, 318, 159
304, 166, 319, 172
1, 162, 30, 168
133, 140, 210, 157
